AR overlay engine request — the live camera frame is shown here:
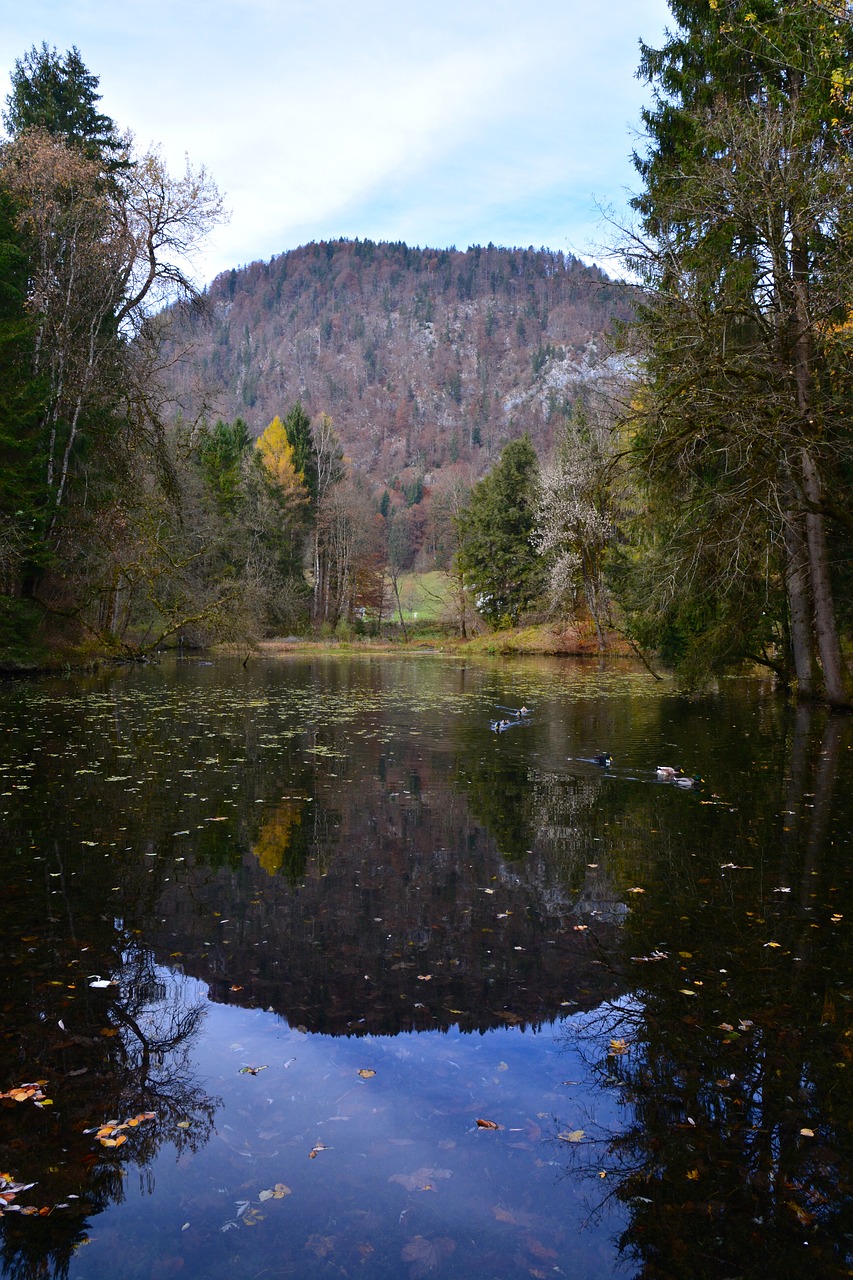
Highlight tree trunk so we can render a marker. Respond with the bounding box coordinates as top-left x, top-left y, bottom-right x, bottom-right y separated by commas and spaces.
800, 449, 849, 708
783, 504, 815, 700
